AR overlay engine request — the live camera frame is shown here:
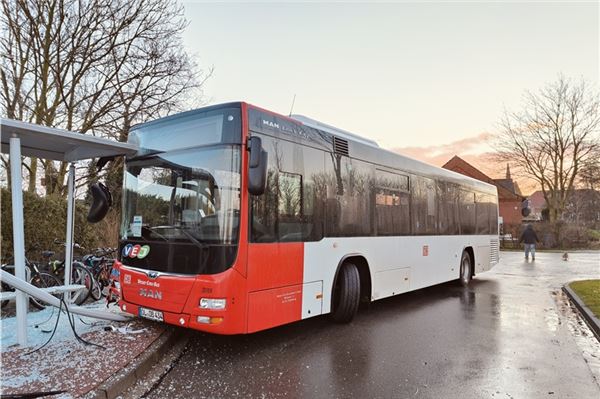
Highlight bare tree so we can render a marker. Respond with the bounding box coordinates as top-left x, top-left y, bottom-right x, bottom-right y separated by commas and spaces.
0, 0, 211, 196
495, 76, 600, 222
578, 157, 600, 191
